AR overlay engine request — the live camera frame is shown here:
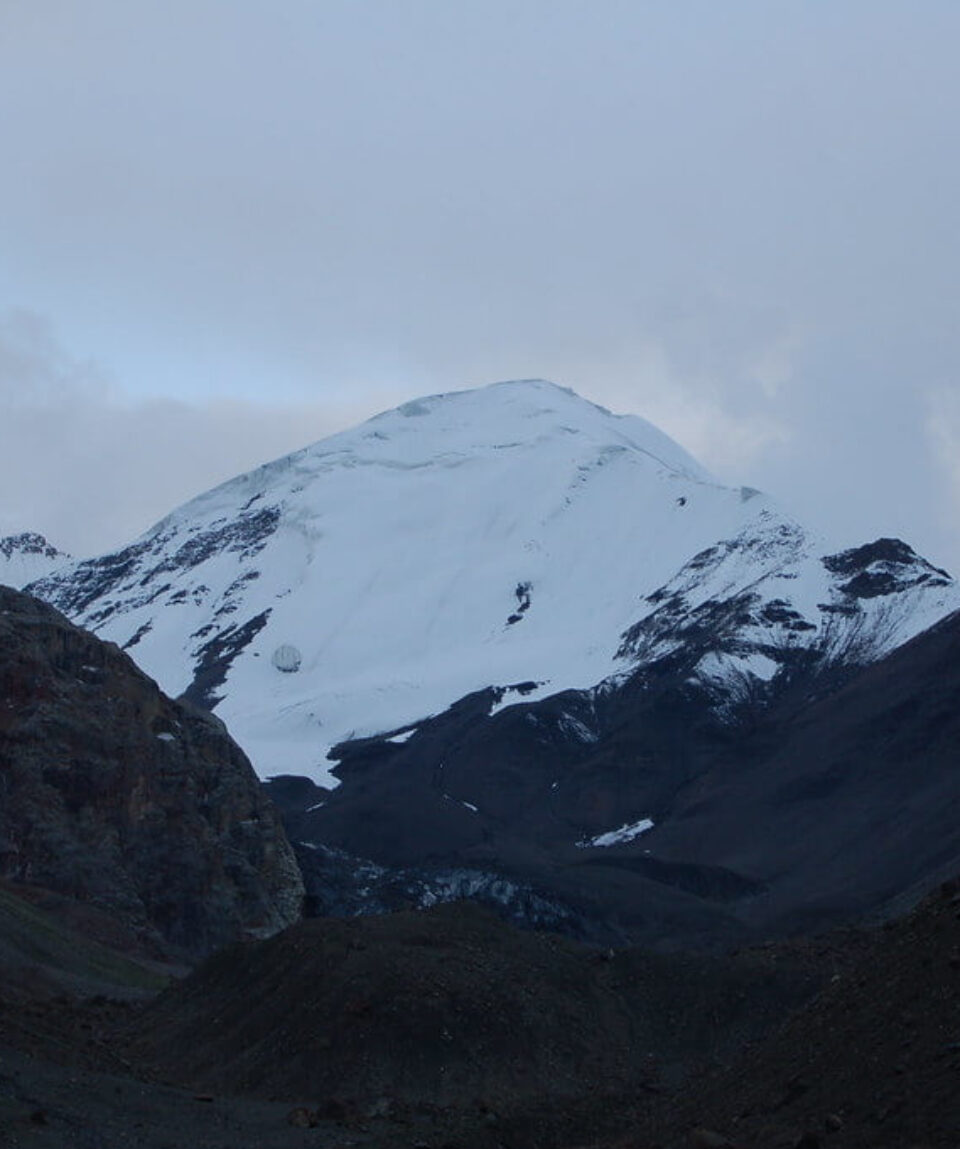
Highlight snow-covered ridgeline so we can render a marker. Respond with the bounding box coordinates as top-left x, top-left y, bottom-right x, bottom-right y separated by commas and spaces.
27, 380, 959, 785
